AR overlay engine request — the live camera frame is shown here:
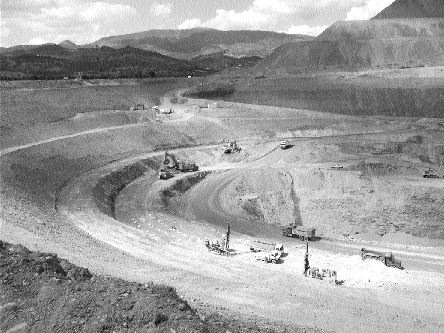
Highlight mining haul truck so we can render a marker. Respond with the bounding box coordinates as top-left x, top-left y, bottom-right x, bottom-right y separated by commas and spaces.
361, 248, 403, 269
282, 225, 316, 241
